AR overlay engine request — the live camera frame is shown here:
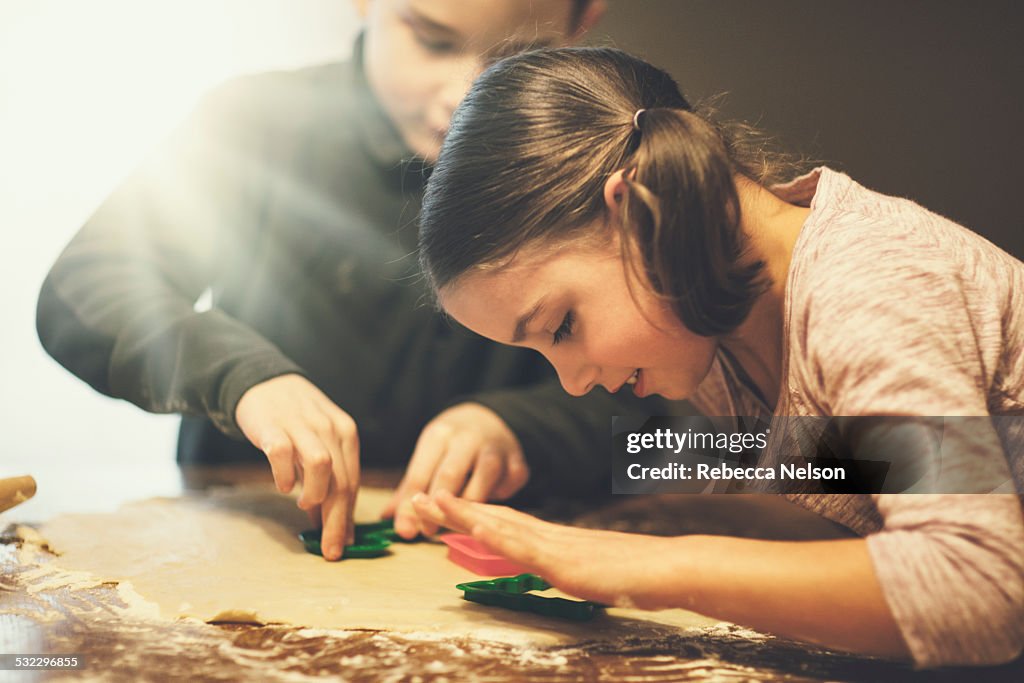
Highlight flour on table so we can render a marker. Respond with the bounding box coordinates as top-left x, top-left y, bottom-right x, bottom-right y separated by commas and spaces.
17, 487, 723, 646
